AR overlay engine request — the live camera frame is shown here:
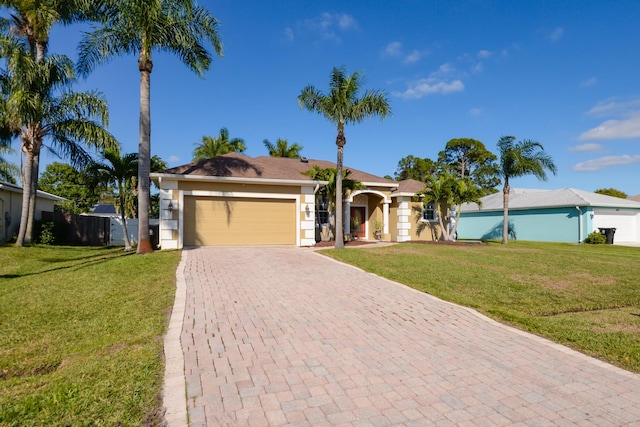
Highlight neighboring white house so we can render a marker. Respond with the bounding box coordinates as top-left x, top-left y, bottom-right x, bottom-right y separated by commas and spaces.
0, 180, 66, 242
459, 188, 640, 245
